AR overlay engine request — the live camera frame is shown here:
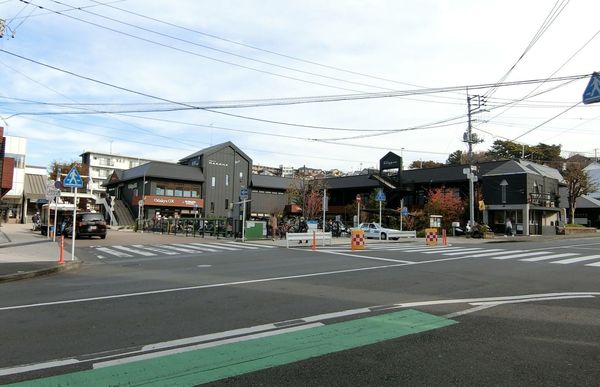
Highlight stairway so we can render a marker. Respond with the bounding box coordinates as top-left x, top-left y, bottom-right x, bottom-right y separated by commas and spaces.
113, 199, 135, 226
